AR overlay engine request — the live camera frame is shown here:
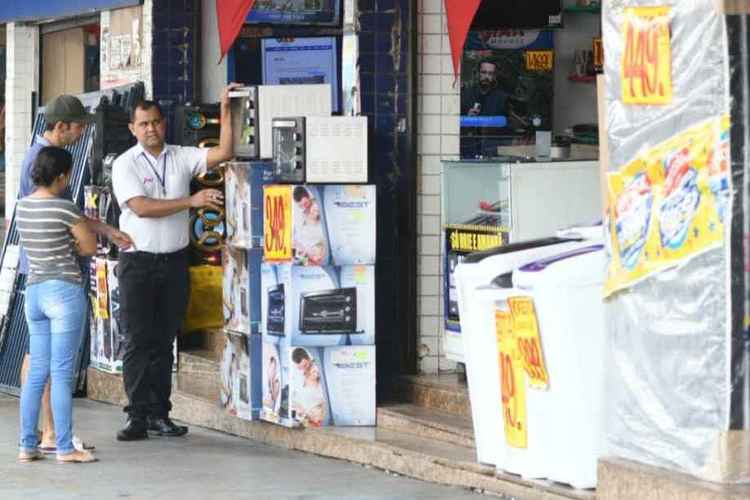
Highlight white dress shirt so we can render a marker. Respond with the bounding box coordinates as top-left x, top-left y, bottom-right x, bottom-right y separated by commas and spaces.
112, 143, 208, 254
